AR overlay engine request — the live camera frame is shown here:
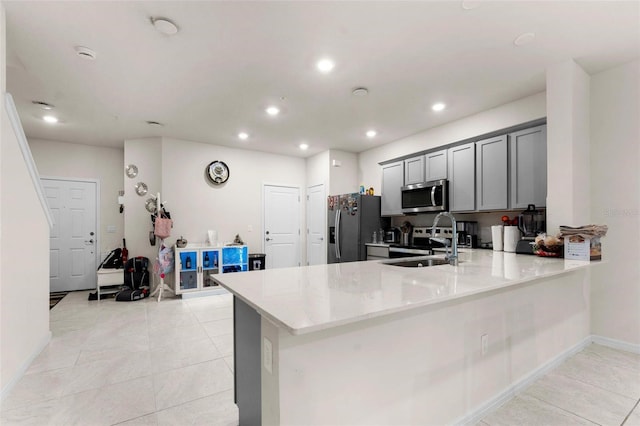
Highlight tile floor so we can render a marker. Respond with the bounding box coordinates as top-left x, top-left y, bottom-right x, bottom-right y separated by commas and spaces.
1, 290, 639, 425
1, 291, 238, 425
479, 342, 640, 426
